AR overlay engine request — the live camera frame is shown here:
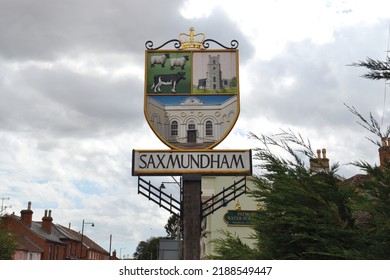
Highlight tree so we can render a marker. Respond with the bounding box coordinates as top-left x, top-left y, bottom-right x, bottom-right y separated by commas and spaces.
133, 214, 182, 260
0, 218, 17, 260
346, 107, 390, 258
248, 130, 366, 259
345, 104, 390, 146
132, 236, 161, 260
351, 160, 390, 259
164, 214, 181, 240
349, 57, 390, 80
206, 230, 257, 260
209, 130, 371, 260
230, 77, 237, 87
